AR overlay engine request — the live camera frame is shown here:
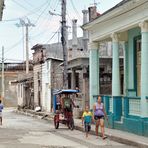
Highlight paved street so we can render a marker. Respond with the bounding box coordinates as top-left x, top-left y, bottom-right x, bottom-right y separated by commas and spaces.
0, 108, 136, 148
